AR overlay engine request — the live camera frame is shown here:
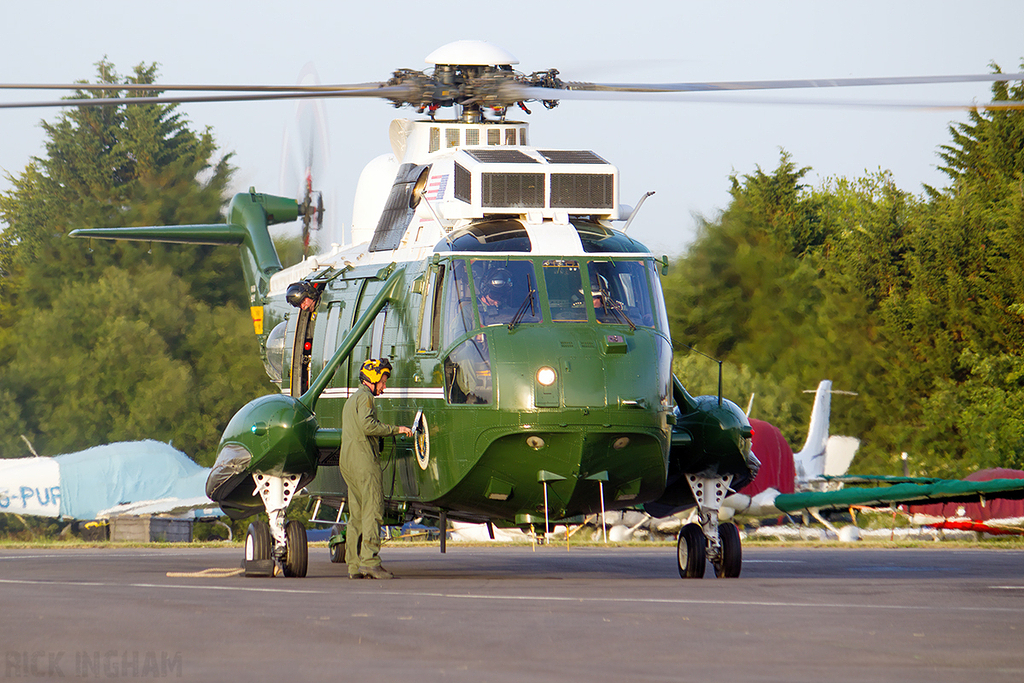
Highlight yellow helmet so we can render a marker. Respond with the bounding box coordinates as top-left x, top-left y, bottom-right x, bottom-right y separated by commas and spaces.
360, 358, 393, 385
